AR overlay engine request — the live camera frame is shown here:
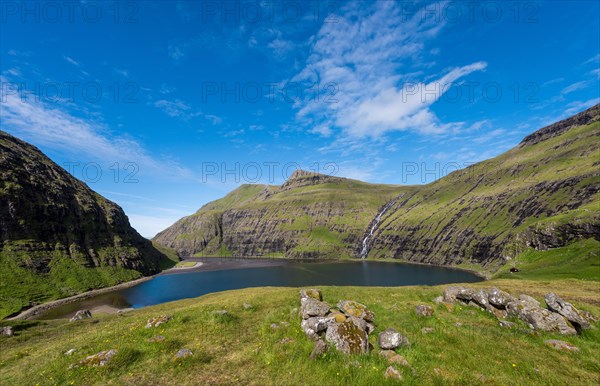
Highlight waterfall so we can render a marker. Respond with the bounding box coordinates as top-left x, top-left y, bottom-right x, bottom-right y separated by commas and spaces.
360, 199, 396, 259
